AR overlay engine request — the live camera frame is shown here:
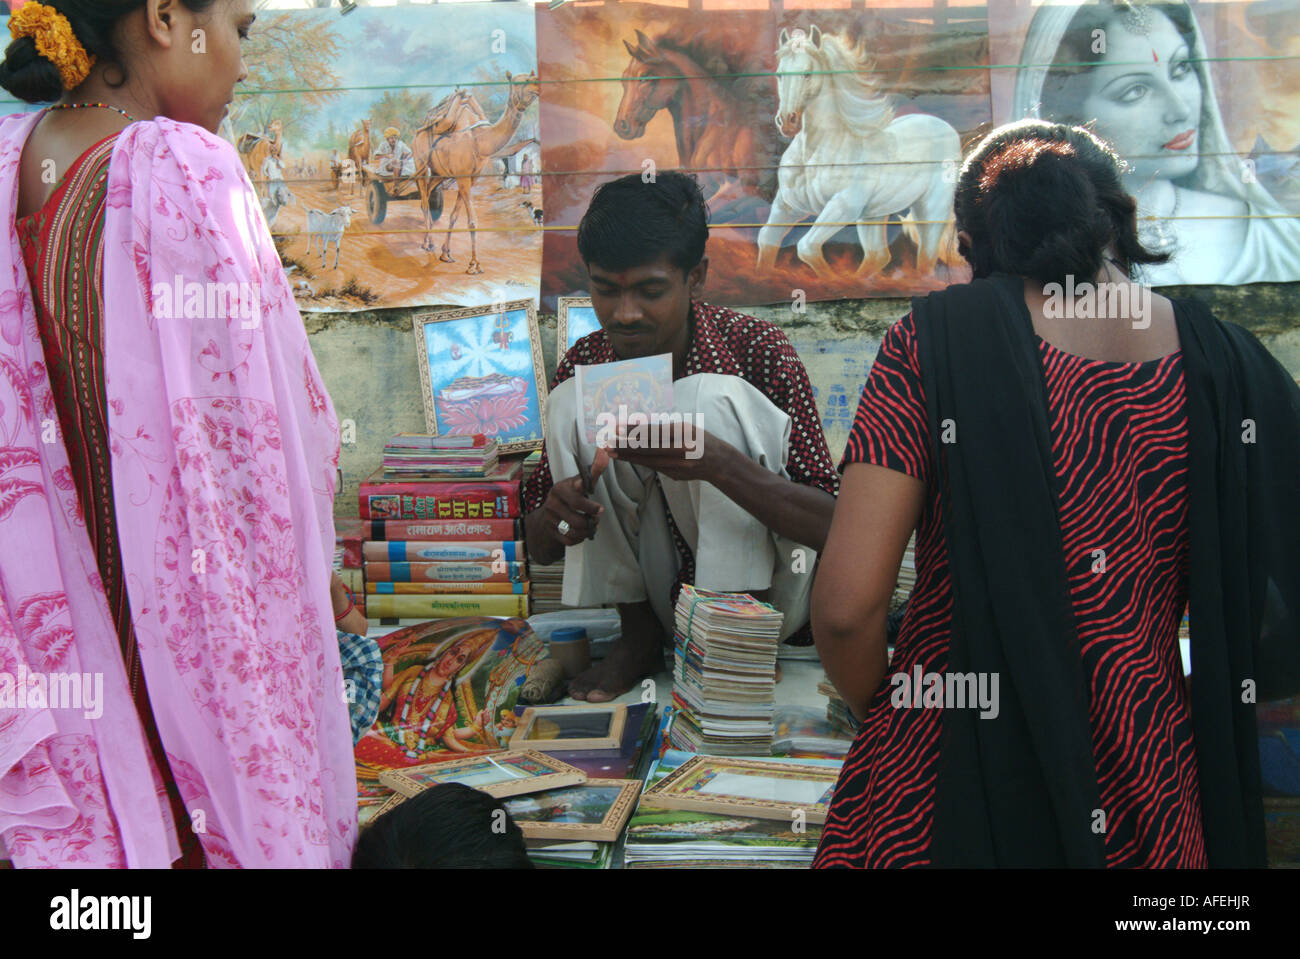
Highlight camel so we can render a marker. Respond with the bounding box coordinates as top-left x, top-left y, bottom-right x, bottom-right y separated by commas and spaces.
347, 118, 372, 186
239, 118, 283, 199
411, 71, 540, 274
